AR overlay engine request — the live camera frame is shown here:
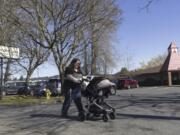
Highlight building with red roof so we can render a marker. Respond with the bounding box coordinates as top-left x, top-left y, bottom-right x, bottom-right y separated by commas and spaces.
161, 42, 180, 86
116, 42, 180, 86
